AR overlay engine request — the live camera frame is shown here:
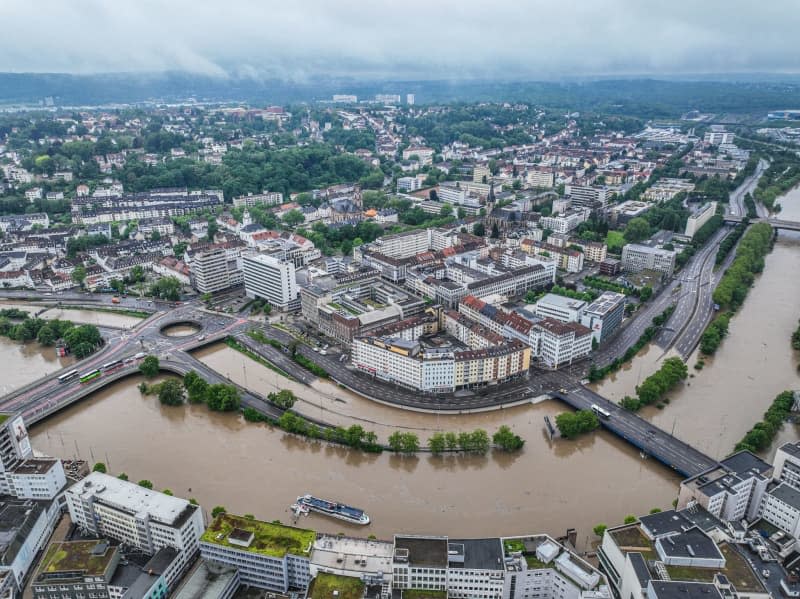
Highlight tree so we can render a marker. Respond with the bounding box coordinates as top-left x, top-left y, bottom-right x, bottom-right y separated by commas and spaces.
162, 489, 173, 496
491, 223, 500, 238
211, 505, 227, 518
388, 431, 419, 453
139, 355, 159, 378
150, 230, 161, 241
624, 217, 650, 243
206, 218, 219, 241
429, 432, 446, 454
183, 371, 209, 403
445, 432, 458, 450
473, 222, 486, 237
71, 266, 87, 287
649, 508, 662, 514
493, 425, 525, 451
555, 410, 599, 439
623, 515, 637, 524
92, 462, 107, 473
593, 524, 607, 537
117, 473, 129, 481
282, 209, 305, 228
439, 203, 453, 217
344, 425, 366, 448
157, 379, 185, 406
149, 276, 182, 301
206, 384, 240, 412
269, 389, 296, 409
639, 285, 653, 302
138, 480, 153, 489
